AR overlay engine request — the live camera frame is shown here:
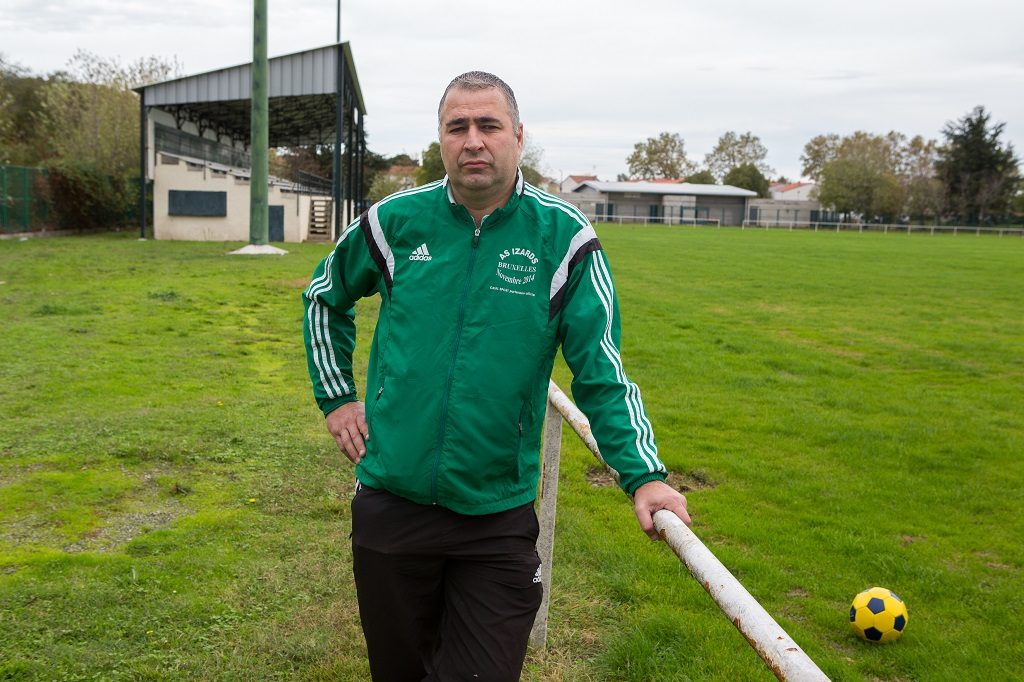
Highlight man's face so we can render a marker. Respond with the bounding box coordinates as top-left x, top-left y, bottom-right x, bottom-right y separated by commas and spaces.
439, 87, 524, 205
